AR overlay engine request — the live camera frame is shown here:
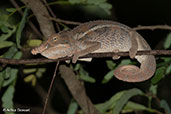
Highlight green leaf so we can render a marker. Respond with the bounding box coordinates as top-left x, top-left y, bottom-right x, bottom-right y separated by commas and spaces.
36, 71, 42, 78
13, 51, 22, 59
69, 0, 85, 4
6, 8, 16, 13
32, 76, 36, 86
1, 24, 9, 33
0, 71, 4, 90
166, 63, 171, 75
4, 67, 11, 79
102, 70, 114, 84
24, 74, 34, 82
0, 25, 16, 41
2, 85, 15, 109
16, 8, 29, 48
69, 0, 112, 15
95, 88, 144, 113
87, 0, 106, 5
164, 33, 171, 49
36, 68, 46, 78
99, 3, 112, 15
38, 68, 46, 73
151, 66, 166, 84
161, 57, 171, 63
79, 66, 96, 83
2, 46, 18, 59
74, 63, 81, 71
160, 99, 171, 114
122, 101, 148, 113
0, 41, 14, 49
27, 39, 42, 47
113, 88, 144, 114
118, 59, 132, 66
23, 69, 37, 74
1, 45, 22, 59
87, 0, 112, 15
0, 14, 8, 22
106, 60, 116, 70
79, 74, 96, 83
96, 89, 125, 113
149, 84, 158, 95
67, 100, 78, 114
48, 1, 70, 5
2, 69, 18, 87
